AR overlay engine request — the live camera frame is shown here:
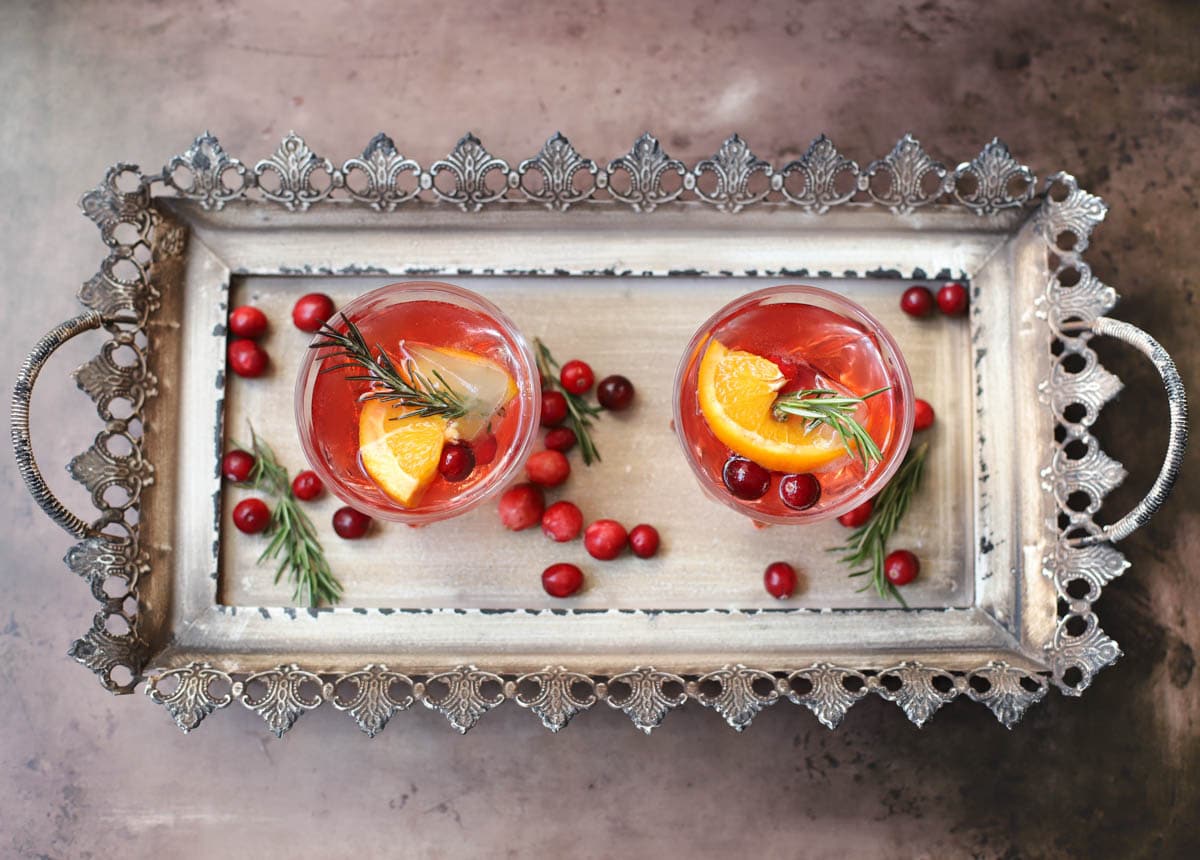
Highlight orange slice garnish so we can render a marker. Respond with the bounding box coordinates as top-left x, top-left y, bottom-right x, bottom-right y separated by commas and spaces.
398, 342, 518, 441
697, 339, 846, 473
358, 399, 446, 507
